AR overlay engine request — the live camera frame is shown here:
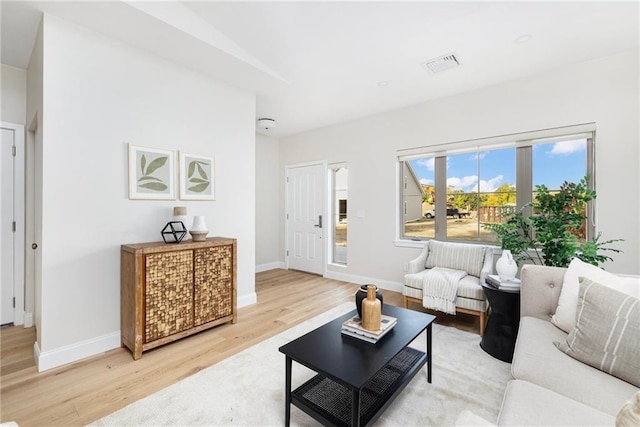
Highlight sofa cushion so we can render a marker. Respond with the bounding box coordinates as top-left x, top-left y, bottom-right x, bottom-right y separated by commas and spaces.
555, 279, 640, 387
617, 391, 640, 427
404, 270, 484, 300
512, 316, 639, 415
425, 240, 486, 278
497, 379, 615, 426
552, 257, 639, 333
